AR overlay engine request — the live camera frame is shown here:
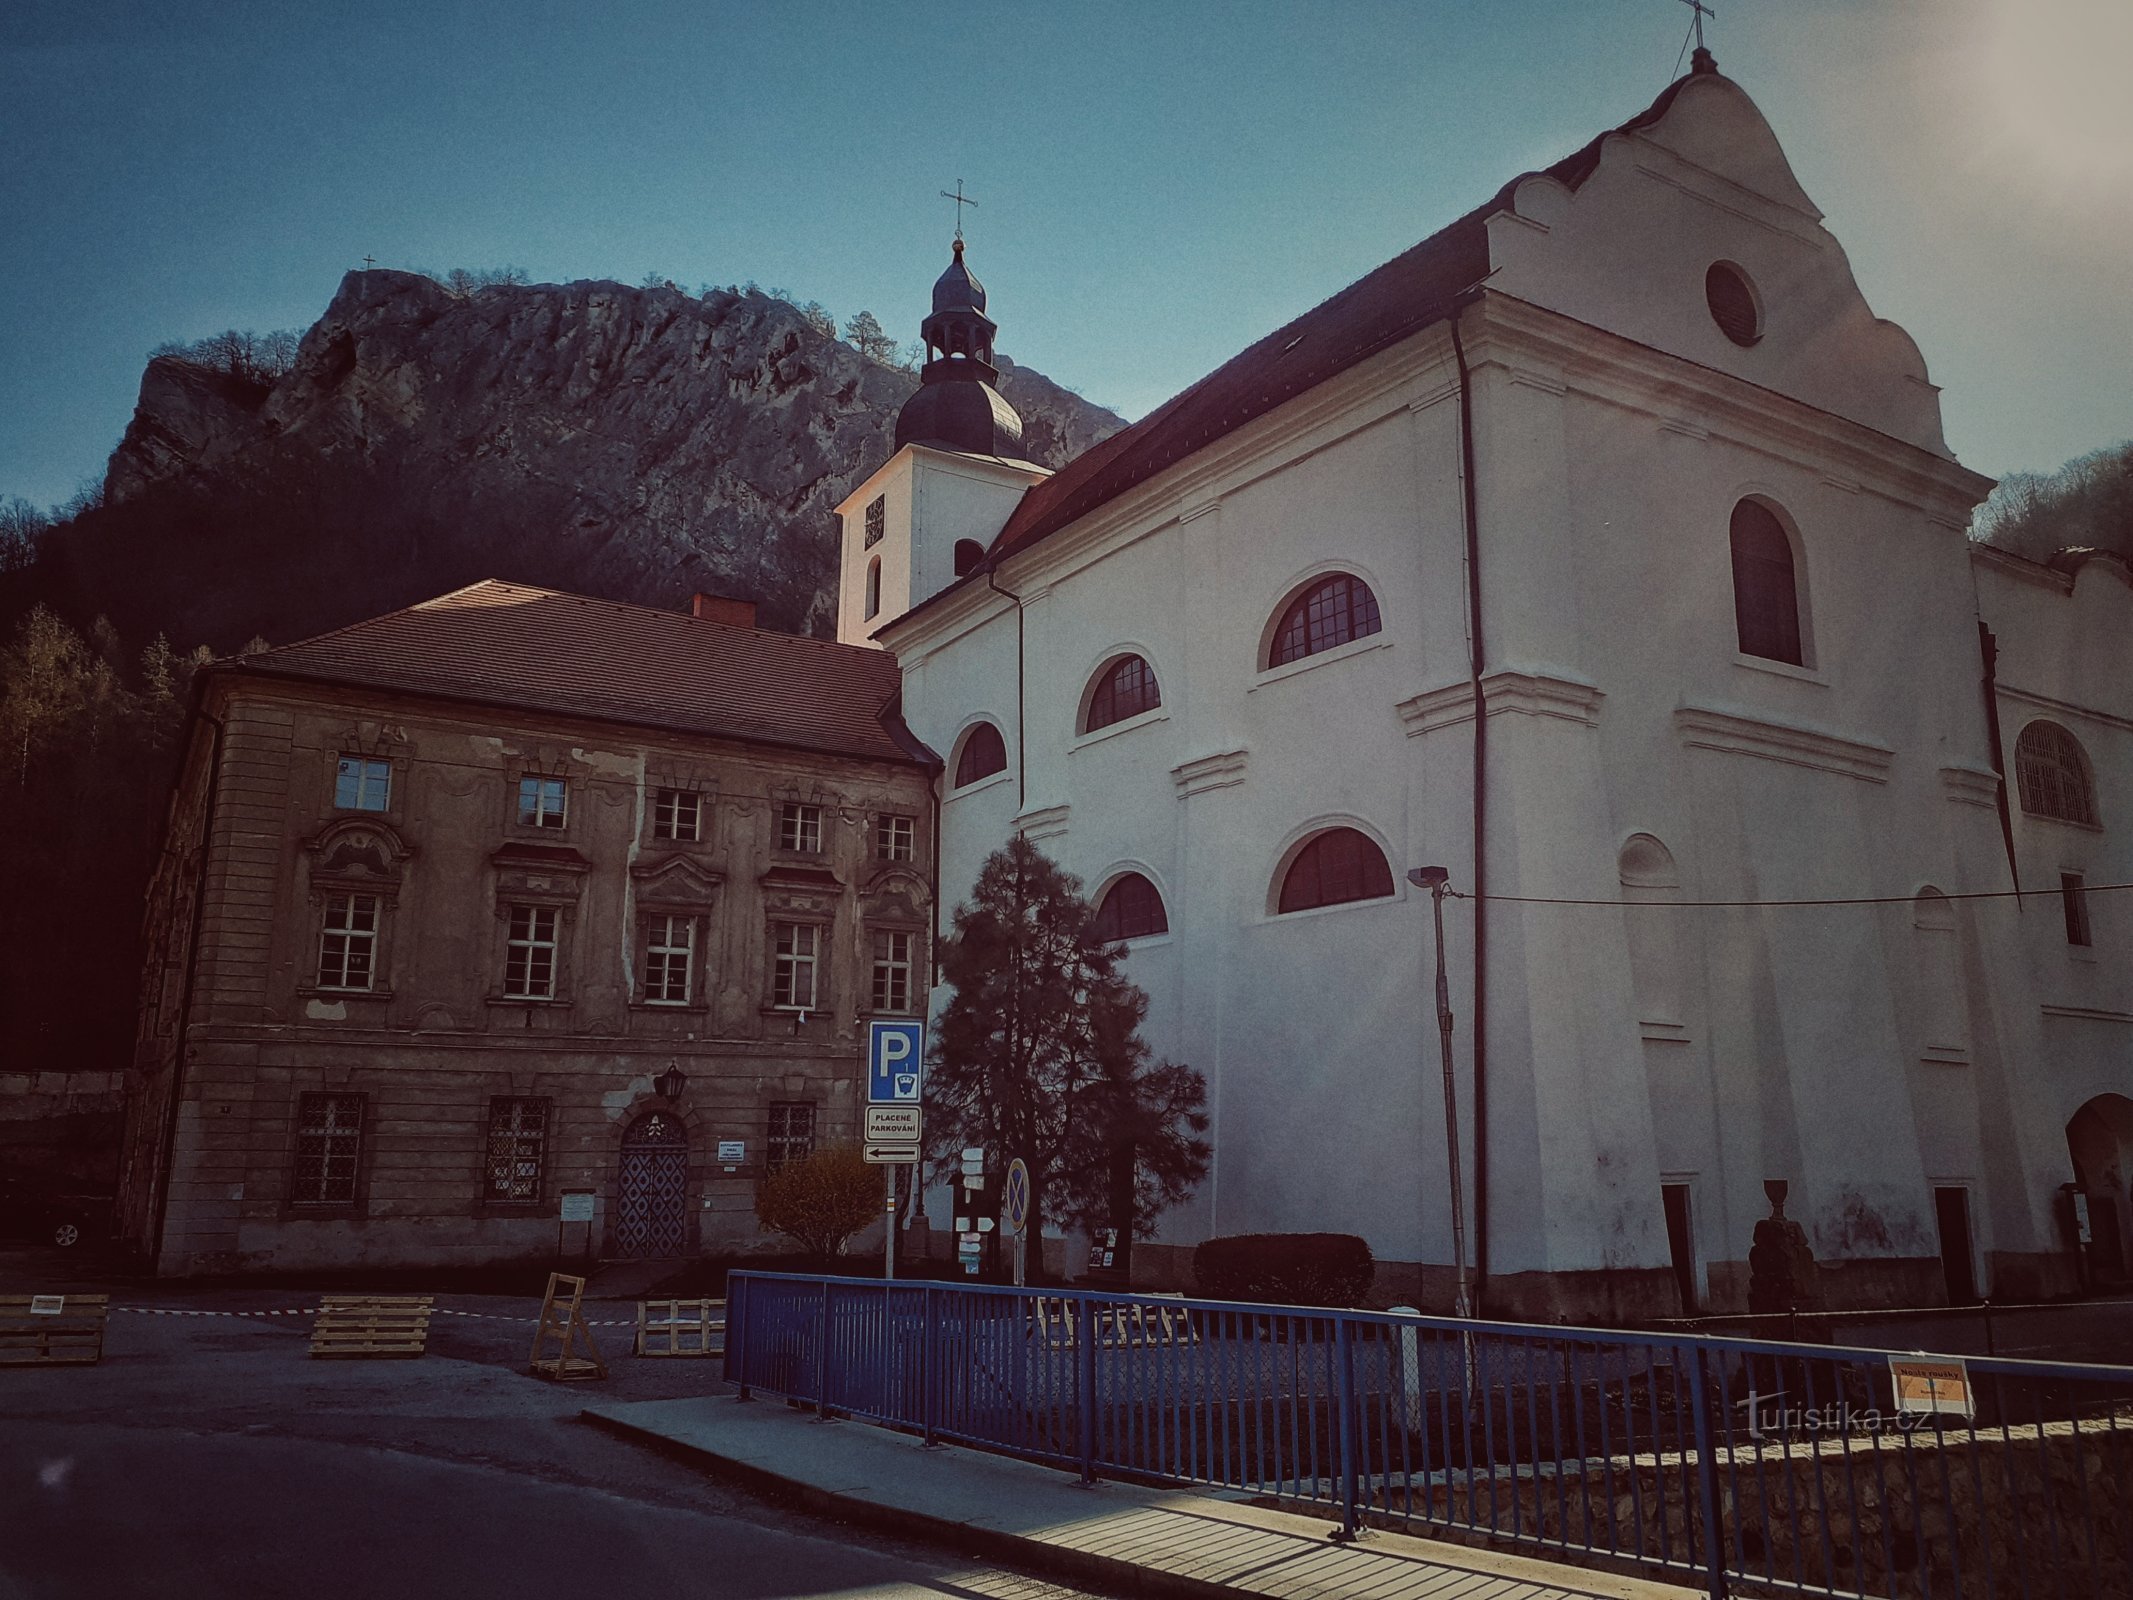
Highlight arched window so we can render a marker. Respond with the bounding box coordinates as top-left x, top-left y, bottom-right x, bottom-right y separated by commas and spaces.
1277, 827, 1395, 913
1082, 654, 1161, 733
953, 538, 984, 577
953, 722, 1007, 788
1729, 500, 1803, 665
2015, 720, 2099, 825
1268, 574, 1382, 668
863, 556, 881, 621
1090, 873, 1168, 942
